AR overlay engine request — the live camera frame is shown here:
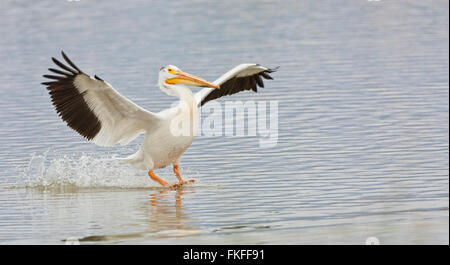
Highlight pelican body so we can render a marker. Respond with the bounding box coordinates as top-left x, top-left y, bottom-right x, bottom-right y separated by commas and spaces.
42, 51, 276, 187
